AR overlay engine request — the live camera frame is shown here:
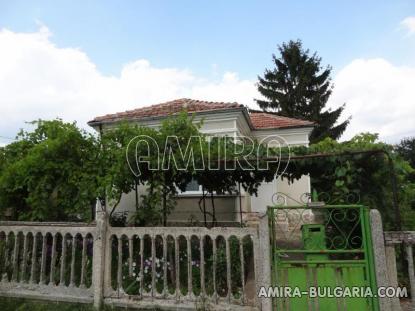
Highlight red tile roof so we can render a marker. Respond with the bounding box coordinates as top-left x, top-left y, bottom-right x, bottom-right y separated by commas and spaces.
88, 98, 313, 130
249, 112, 313, 129
88, 98, 242, 124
